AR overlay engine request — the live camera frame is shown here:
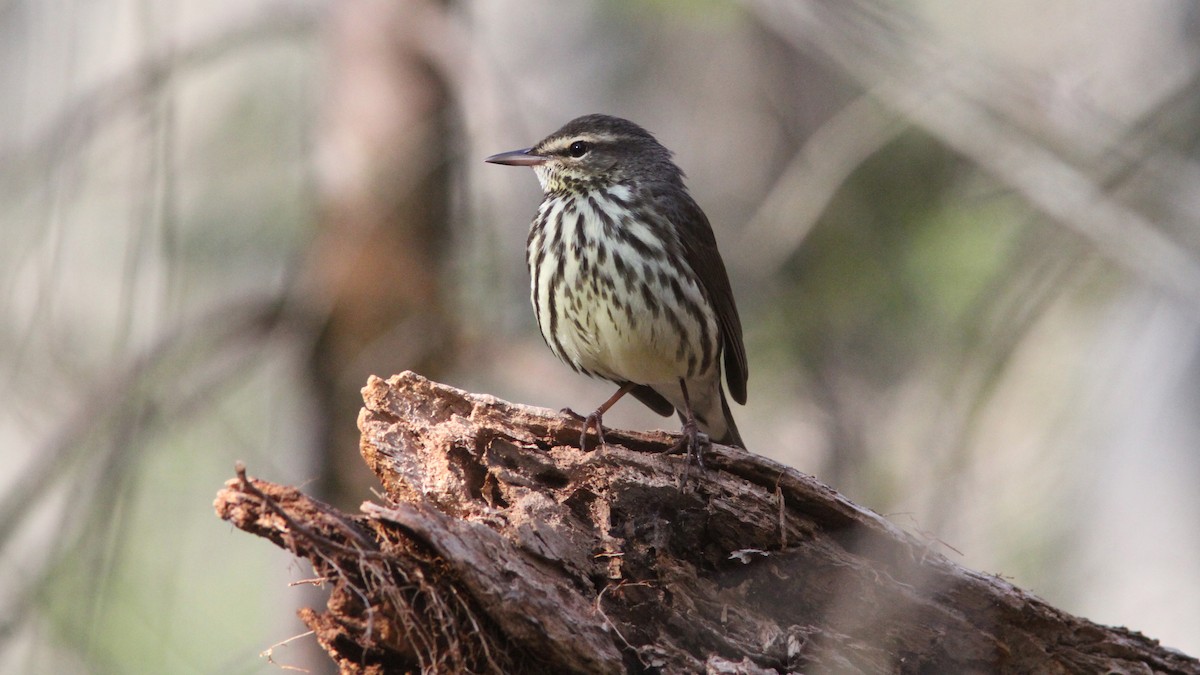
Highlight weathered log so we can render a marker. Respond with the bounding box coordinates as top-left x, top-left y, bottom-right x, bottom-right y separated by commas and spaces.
214, 371, 1200, 674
